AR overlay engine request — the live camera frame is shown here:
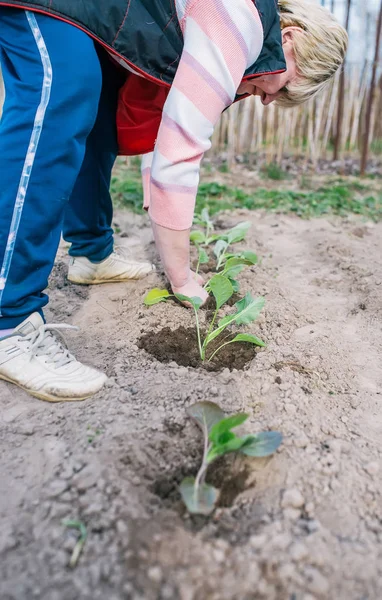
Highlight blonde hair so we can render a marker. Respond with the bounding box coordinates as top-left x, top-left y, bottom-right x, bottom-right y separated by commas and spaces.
276, 0, 348, 108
